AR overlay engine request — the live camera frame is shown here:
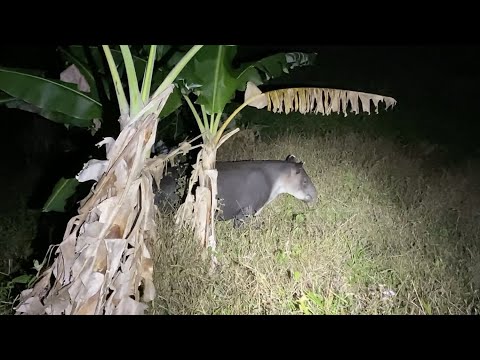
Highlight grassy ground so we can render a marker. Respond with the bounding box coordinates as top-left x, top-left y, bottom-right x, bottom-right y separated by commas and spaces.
150, 110, 480, 315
